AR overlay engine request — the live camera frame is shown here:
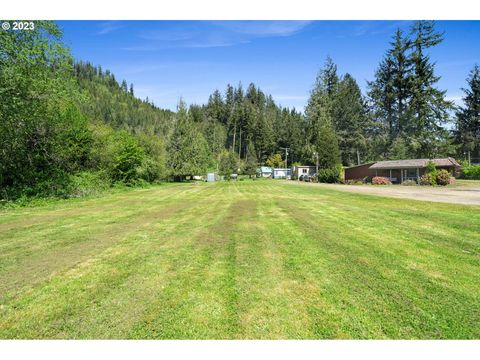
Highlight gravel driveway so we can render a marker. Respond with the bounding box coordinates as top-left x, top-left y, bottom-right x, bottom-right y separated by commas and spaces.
291, 181, 480, 206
